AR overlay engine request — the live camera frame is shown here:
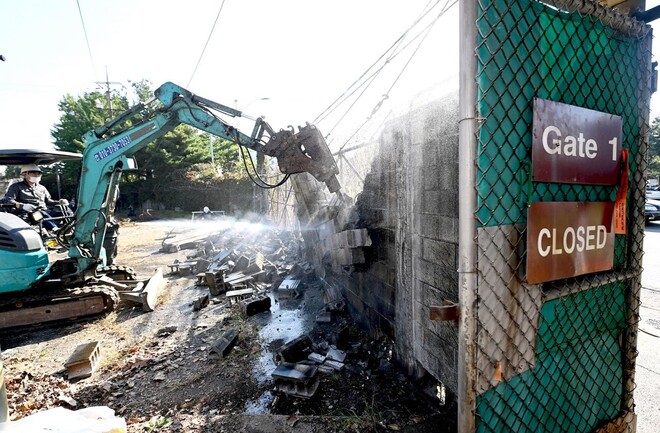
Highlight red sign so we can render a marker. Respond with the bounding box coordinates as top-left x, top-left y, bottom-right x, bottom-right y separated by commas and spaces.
532, 98, 622, 185
526, 201, 614, 284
